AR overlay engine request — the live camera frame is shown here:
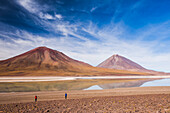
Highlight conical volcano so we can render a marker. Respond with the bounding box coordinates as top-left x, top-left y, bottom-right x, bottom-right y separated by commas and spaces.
0, 48, 147, 76
0, 46, 91, 71
0, 47, 95, 76
97, 54, 148, 72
